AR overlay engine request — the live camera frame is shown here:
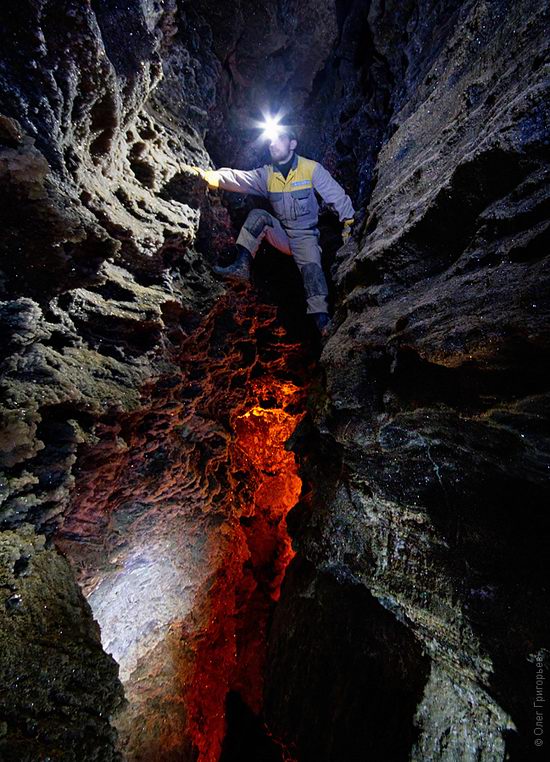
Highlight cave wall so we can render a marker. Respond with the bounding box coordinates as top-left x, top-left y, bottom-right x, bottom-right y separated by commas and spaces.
265, 0, 550, 759
0, 3, 319, 758
0, 523, 124, 761
0, 1, 231, 758
0, 0, 549, 760
0, 0, 223, 533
